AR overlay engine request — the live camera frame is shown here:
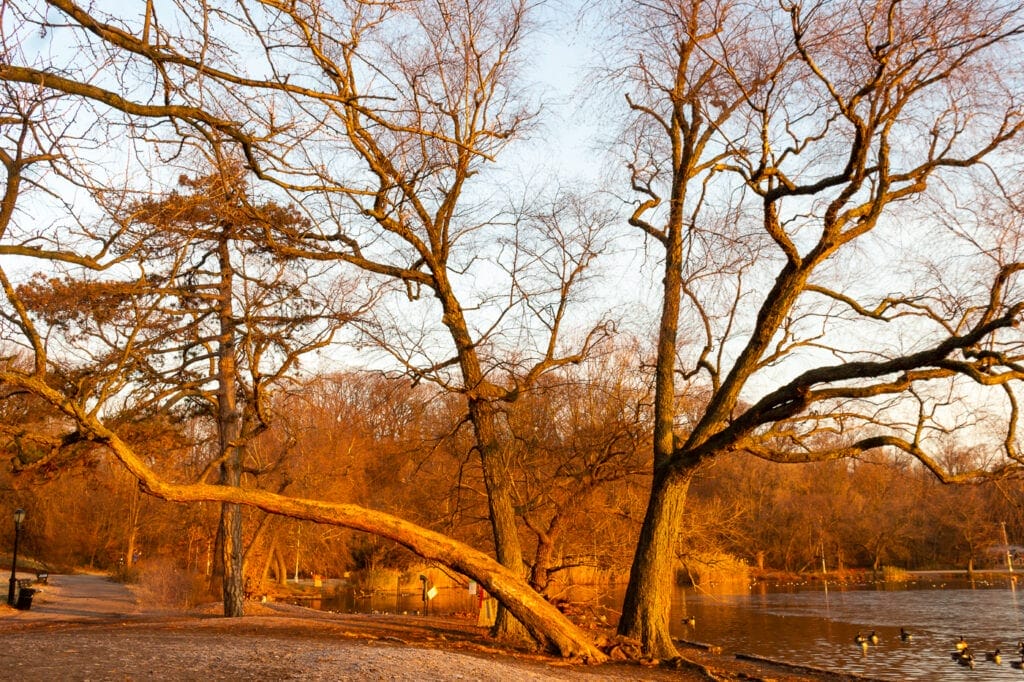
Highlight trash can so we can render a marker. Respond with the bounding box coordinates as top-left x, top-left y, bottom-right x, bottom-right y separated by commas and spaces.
15, 587, 36, 610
